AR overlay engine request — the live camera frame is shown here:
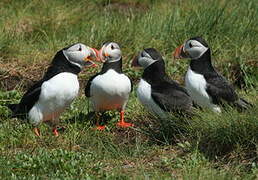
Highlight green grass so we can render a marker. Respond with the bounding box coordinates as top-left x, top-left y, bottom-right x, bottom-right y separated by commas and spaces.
0, 0, 257, 179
